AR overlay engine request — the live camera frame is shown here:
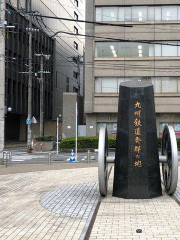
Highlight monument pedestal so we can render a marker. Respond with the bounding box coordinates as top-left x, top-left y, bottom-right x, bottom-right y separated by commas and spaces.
113, 82, 162, 199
